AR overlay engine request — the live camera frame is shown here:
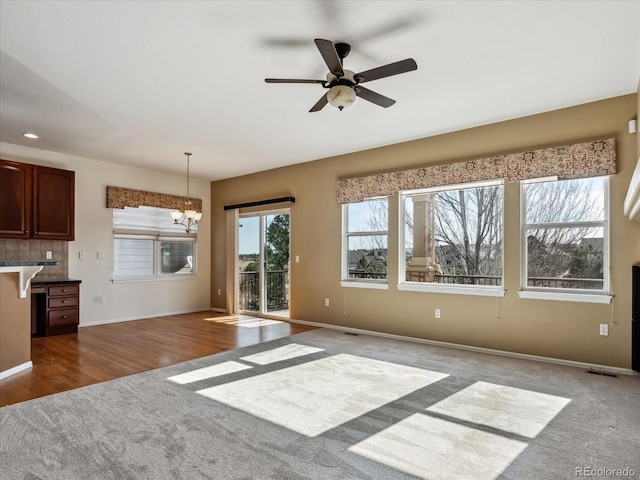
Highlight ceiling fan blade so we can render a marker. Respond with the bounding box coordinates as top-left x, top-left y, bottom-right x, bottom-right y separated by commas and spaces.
314, 39, 344, 77
353, 17, 421, 44
265, 78, 325, 84
355, 58, 417, 83
309, 93, 328, 112
261, 38, 310, 48
355, 86, 396, 108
